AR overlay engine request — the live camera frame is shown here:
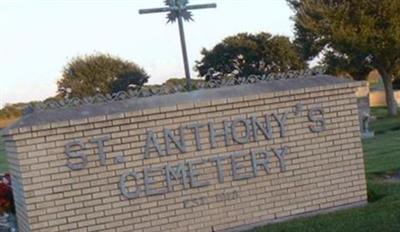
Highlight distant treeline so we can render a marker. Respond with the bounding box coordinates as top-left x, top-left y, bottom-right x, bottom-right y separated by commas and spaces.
0, 78, 201, 121
0, 103, 25, 120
